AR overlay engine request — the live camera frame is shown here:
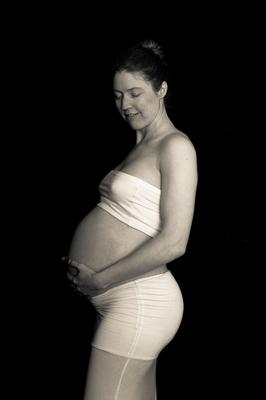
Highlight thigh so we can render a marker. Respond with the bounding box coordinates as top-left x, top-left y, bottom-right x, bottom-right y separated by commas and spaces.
83, 347, 157, 400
